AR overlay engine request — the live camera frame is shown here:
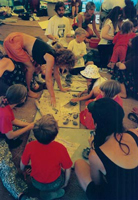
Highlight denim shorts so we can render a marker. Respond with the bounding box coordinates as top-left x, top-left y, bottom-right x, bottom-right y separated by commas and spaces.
32, 170, 65, 192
